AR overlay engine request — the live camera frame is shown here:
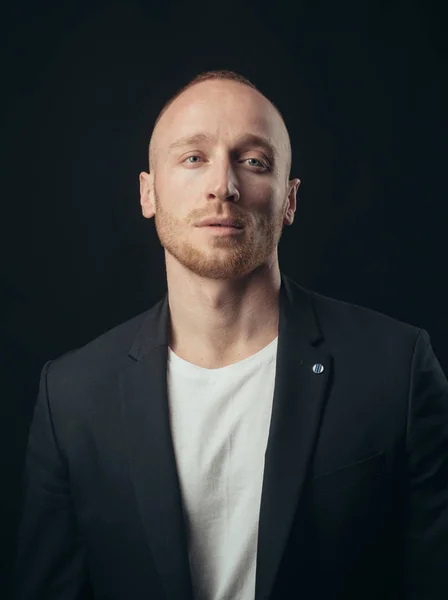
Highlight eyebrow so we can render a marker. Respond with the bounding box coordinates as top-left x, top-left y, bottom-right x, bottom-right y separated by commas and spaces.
168, 132, 278, 161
